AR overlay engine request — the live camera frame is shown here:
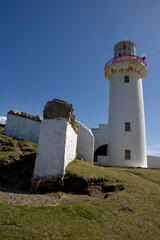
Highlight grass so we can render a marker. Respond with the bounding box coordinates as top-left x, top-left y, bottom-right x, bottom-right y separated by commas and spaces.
0, 160, 160, 239
0, 125, 37, 164
0, 125, 160, 239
